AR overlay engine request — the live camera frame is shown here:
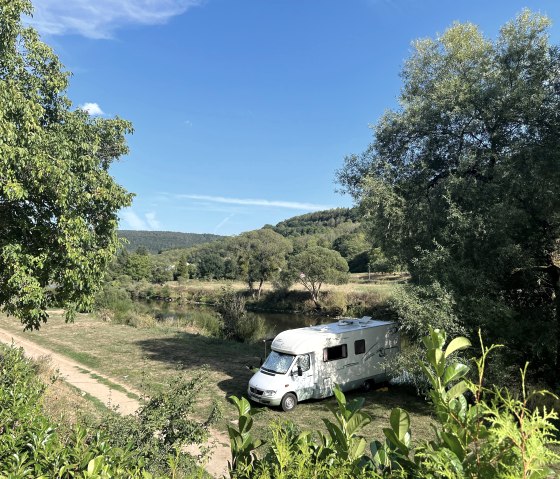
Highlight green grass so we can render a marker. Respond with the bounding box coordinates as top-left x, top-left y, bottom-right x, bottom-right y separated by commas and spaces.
75, 366, 136, 396
0, 310, 434, 445
88, 373, 141, 400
